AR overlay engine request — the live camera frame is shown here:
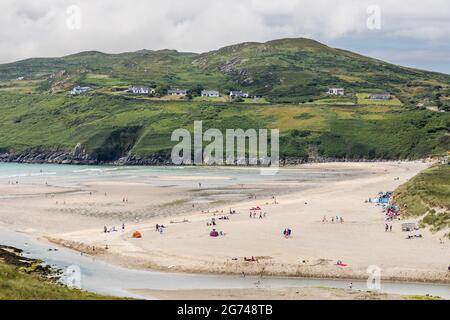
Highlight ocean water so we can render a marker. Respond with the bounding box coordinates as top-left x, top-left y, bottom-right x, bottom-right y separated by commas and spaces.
0, 163, 367, 189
